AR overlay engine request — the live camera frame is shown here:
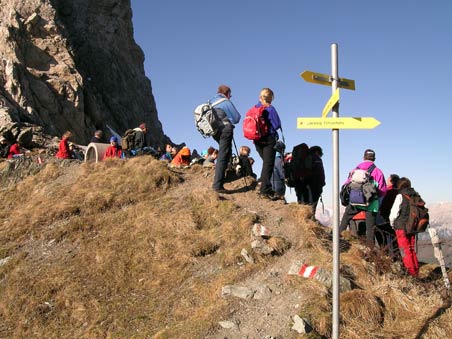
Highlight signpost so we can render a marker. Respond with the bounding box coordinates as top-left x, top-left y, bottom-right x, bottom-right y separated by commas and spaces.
300, 44, 380, 339
301, 70, 356, 90
322, 88, 340, 118
297, 117, 380, 129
